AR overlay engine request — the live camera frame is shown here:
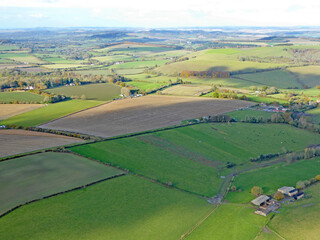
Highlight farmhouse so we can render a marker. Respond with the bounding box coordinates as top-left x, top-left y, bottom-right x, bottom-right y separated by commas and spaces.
278, 186, 297, 196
